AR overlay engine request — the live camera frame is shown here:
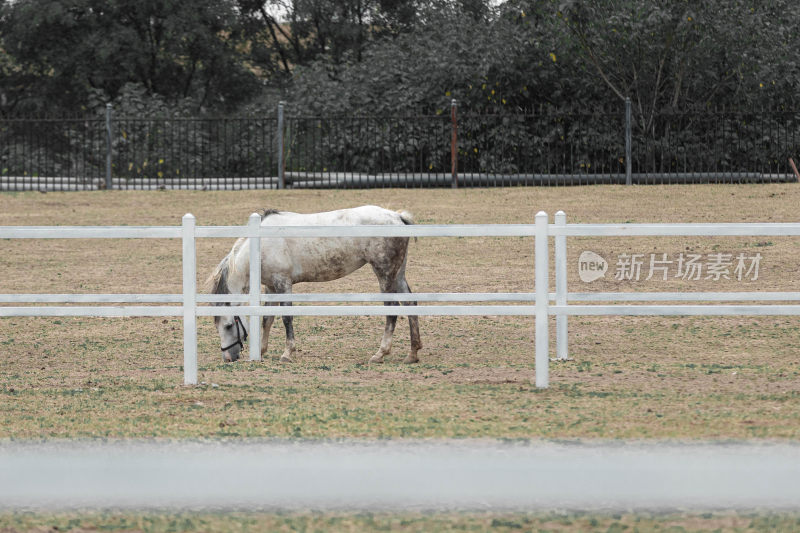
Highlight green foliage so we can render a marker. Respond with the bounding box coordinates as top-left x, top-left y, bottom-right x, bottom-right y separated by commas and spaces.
4, 0, 800, 179
4, 0, 800, 117
289, 0, 800, 117
237, 0, 424, 79
557, 0, 800, 112
291, 3, 540, 115
0, 0, 260, 115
